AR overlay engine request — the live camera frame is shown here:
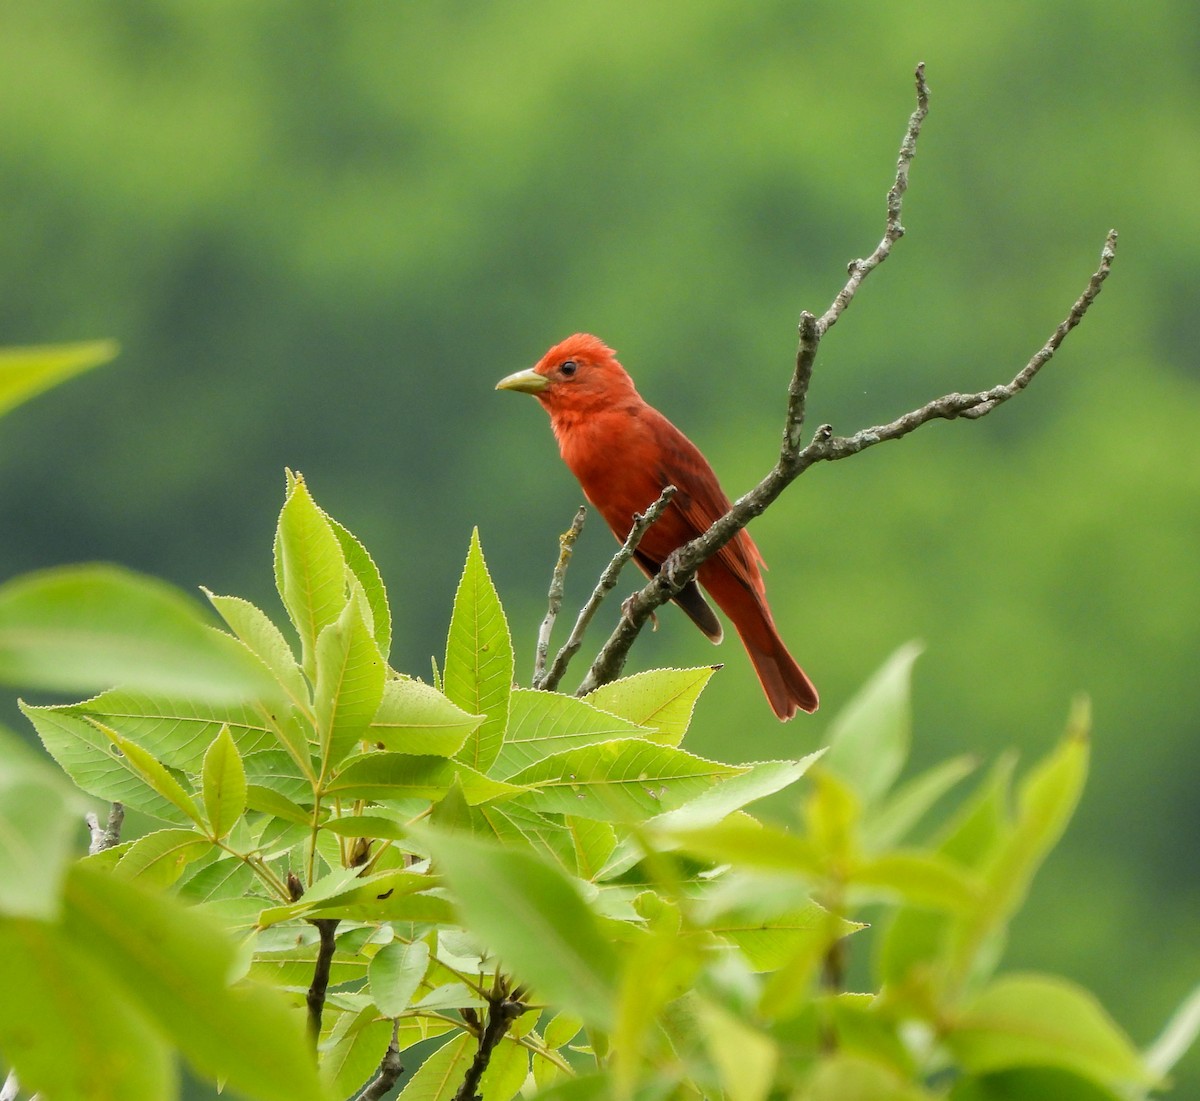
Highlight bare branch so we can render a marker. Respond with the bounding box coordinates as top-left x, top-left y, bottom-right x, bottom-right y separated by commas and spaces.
533, 506, 587, 685
305, 917, 340, 1048
575, 65, 1118, 701
354, 1020, 404, 1101
453, 995, 526, 1101
541, 486, 676, 693
86, 802, 124, 855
